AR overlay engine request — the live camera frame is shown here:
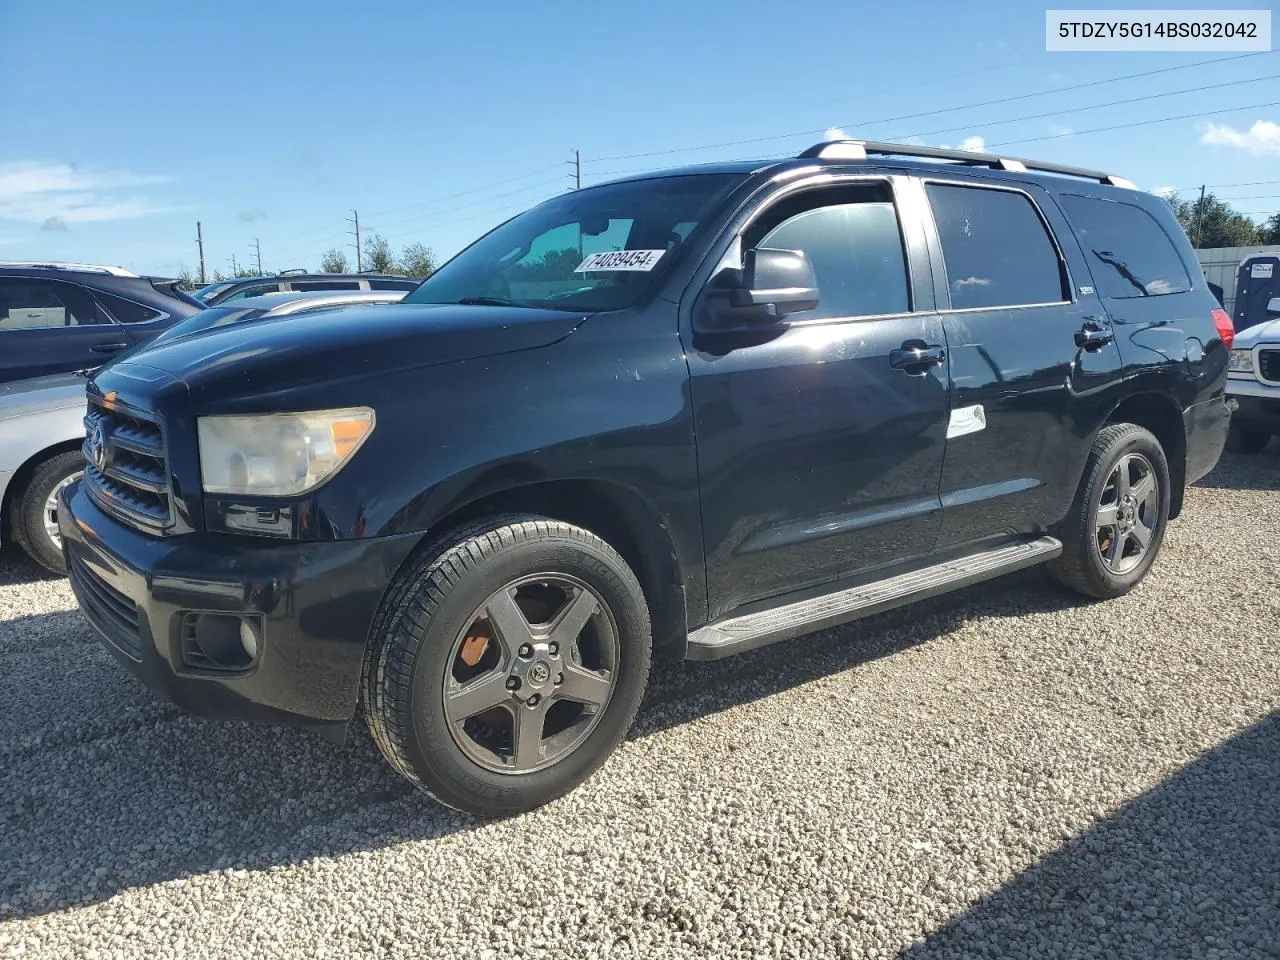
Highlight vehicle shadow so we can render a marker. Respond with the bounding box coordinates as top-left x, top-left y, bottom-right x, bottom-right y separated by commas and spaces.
0, 545, 63, 588
1194, 448, 1280, 492
0, 567, 1092, 922
899, 712, 1280, 959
